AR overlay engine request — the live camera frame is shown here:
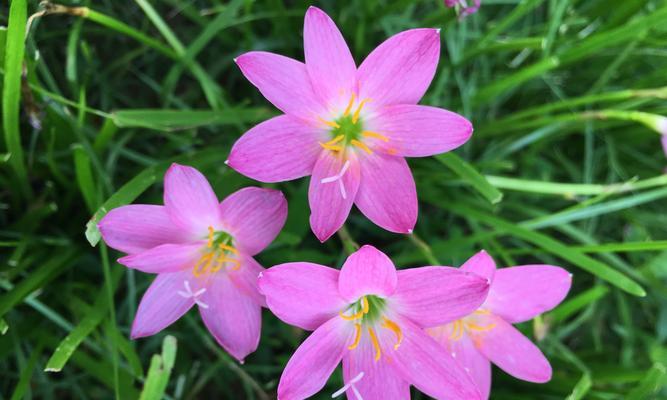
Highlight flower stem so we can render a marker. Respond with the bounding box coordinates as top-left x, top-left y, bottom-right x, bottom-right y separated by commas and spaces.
337, 225, 359, 255
408, 233, 440, 265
